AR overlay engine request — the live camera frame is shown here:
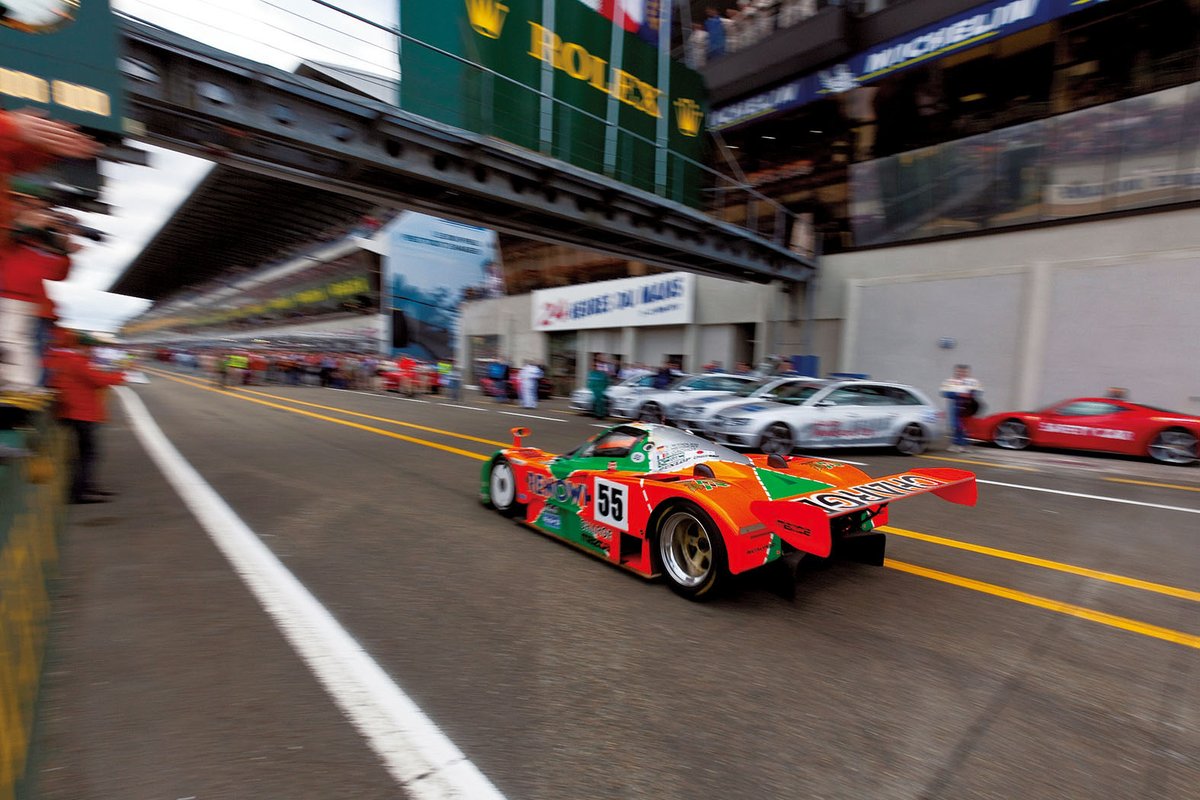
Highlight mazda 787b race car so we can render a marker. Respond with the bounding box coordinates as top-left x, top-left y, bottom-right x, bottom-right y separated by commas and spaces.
481, 423, 976, 600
